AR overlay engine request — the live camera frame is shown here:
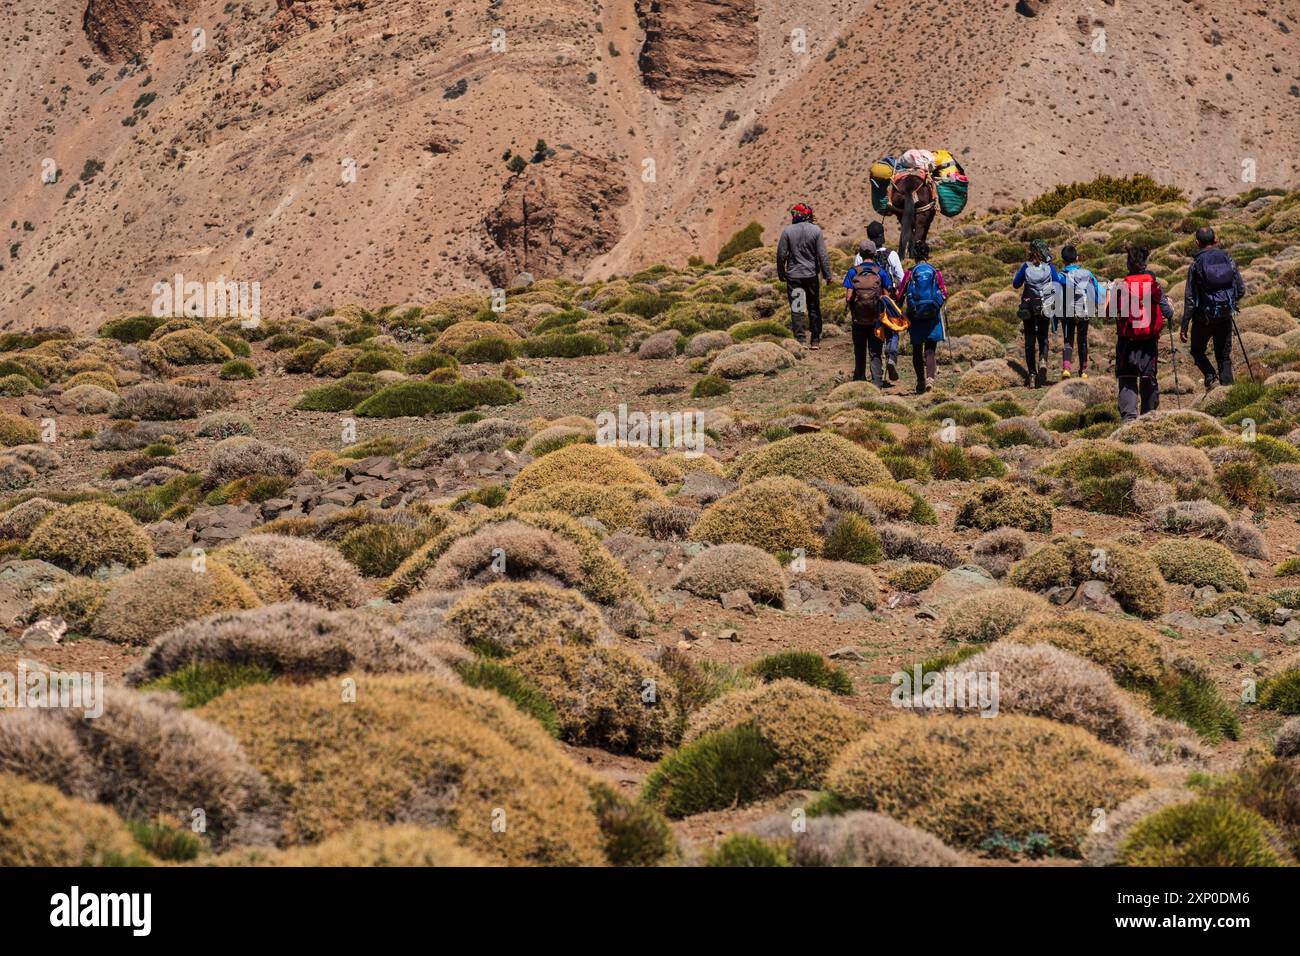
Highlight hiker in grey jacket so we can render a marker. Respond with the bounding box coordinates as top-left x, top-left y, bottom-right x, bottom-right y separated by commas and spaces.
1012, 239, 1065, 388
777, 203, 835, 347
